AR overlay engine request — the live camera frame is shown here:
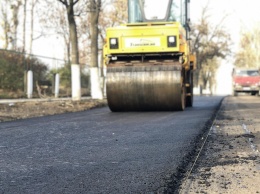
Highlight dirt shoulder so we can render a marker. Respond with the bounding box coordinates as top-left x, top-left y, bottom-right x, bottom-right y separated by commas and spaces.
180, 96, 260, 193
0, 98, 107, 122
